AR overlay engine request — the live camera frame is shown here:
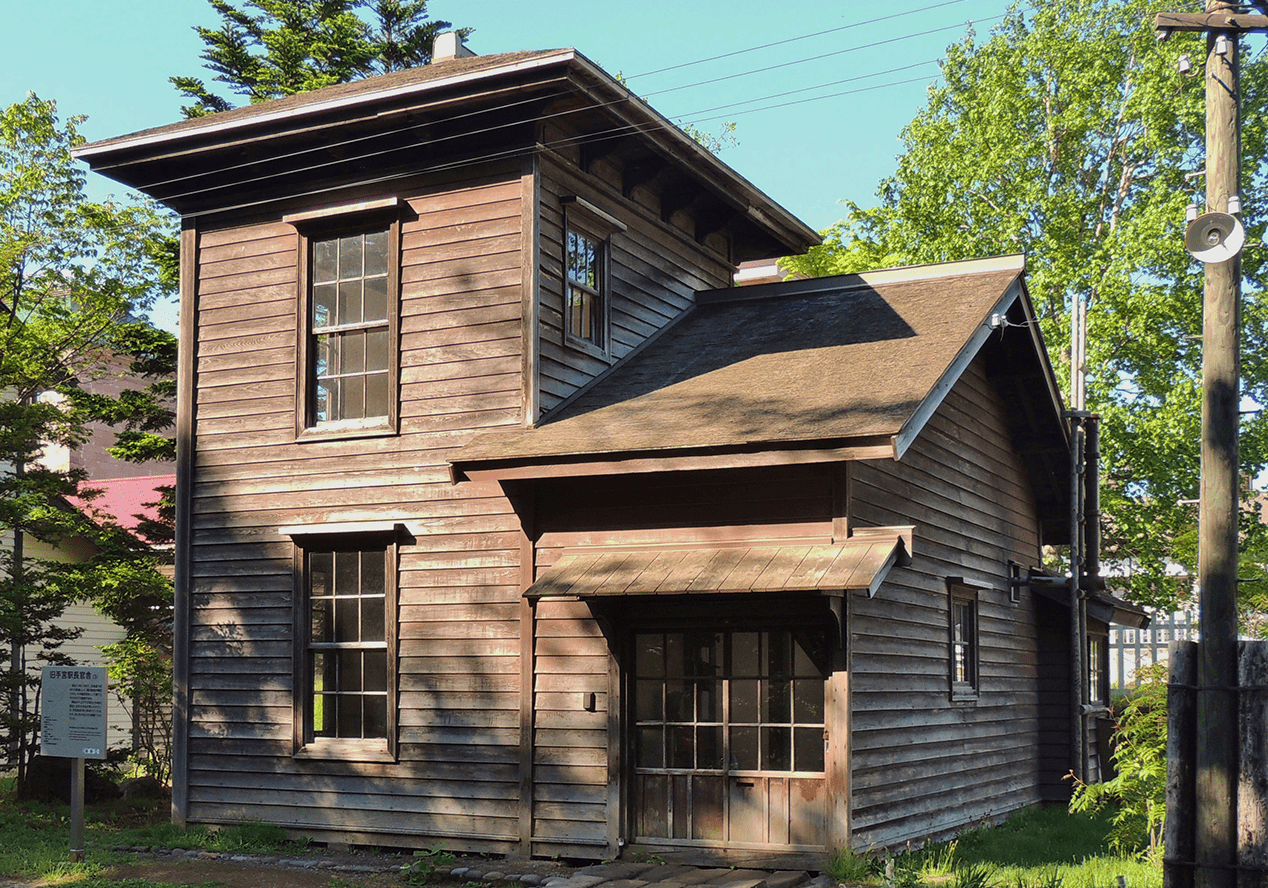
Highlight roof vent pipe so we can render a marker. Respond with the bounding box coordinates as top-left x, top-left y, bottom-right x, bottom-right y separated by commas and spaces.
432, 31, 475, 63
